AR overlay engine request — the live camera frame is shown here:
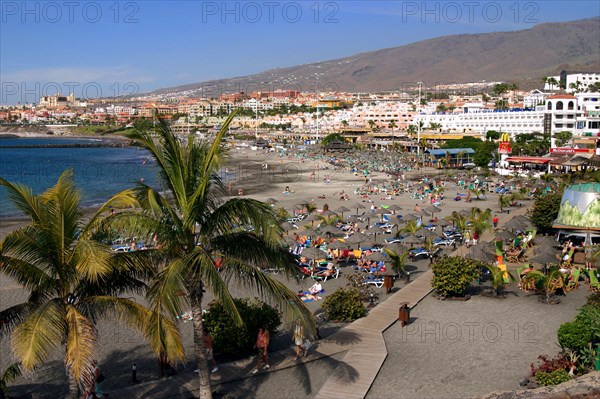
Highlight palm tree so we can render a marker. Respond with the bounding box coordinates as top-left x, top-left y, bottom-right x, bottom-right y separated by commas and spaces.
547, 77, 559, 92
523, 269, 565, 303
498, 194, 510, 213
383, 247, 409, 277
367, 119, 376, 131
481, 264, 515, 297
0, 171, 182, 398
468, 208, 492, 239
456, 150, 466, 167
446, 211, 468, 233
388, 120, 397, 144
400, 220, 420, 236
124, 114, 315, 399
